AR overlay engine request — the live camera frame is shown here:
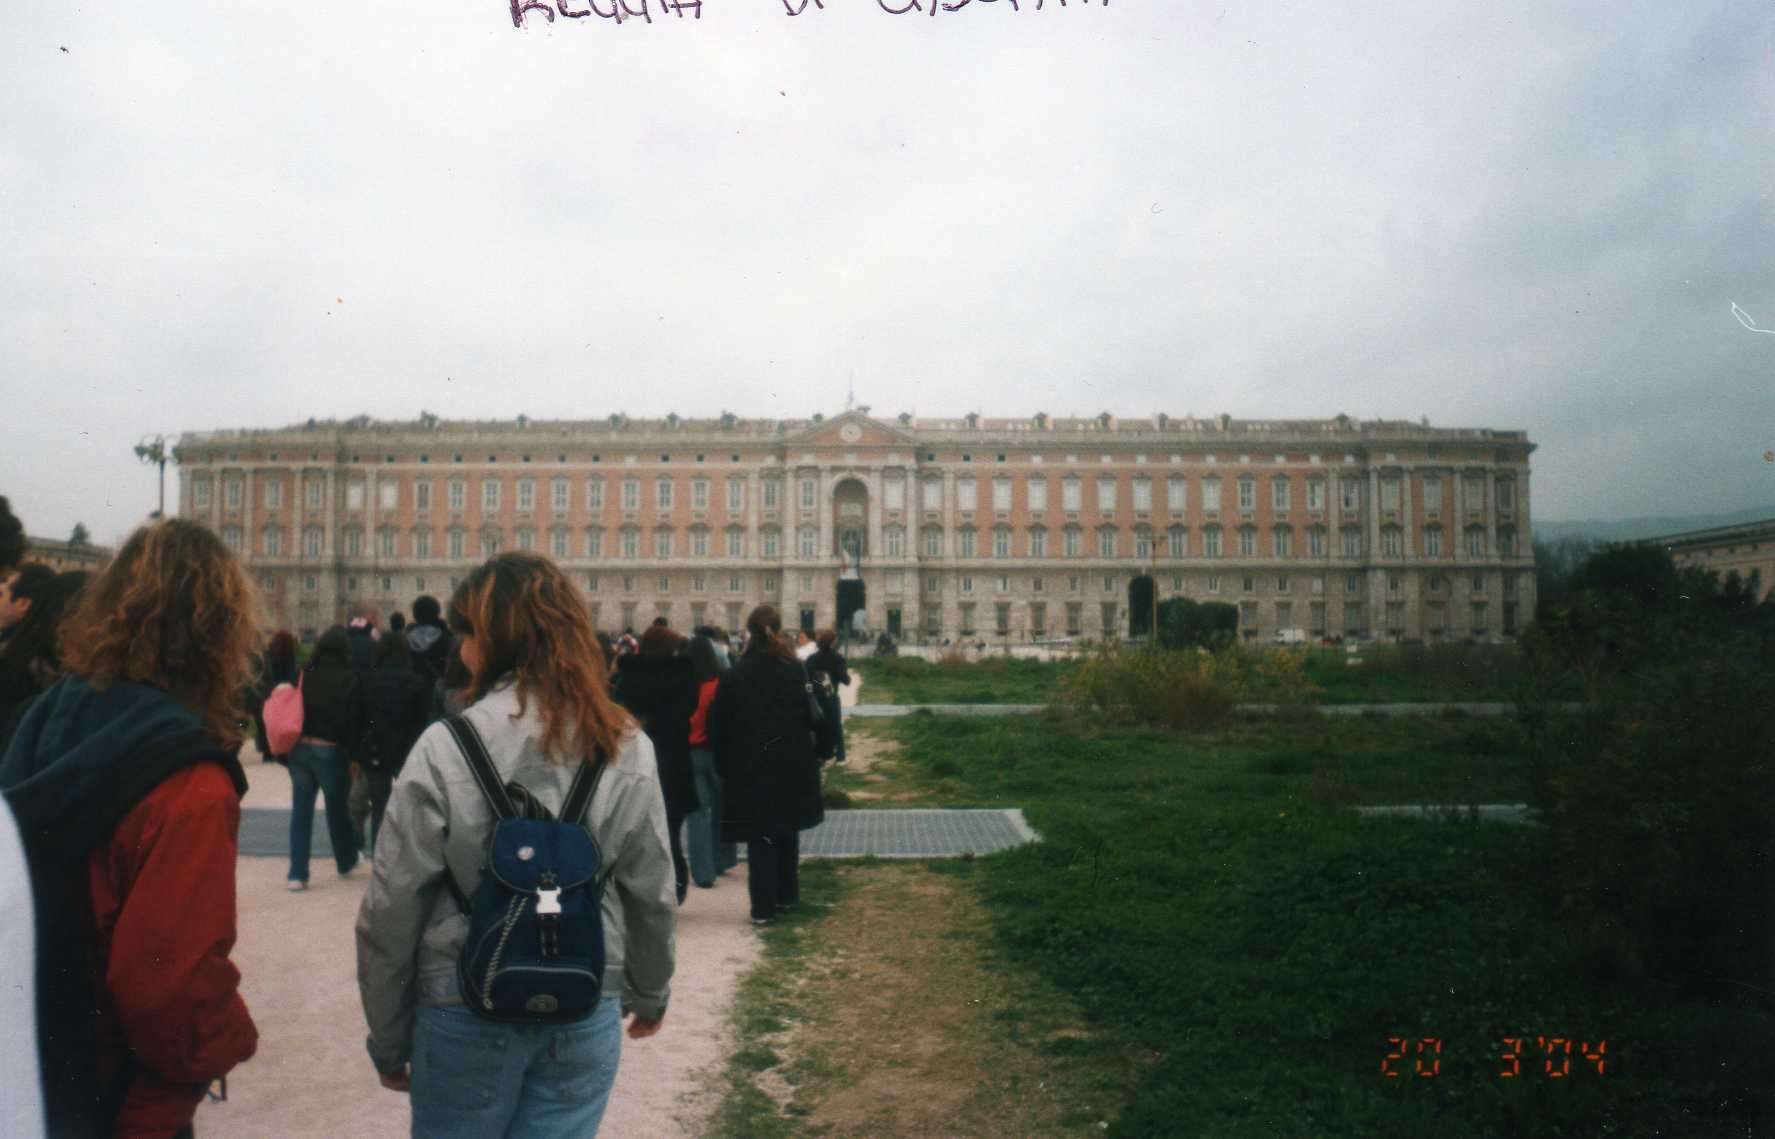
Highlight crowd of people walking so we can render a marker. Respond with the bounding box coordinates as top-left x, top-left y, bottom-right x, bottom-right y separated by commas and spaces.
0, 494, 852, 1138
